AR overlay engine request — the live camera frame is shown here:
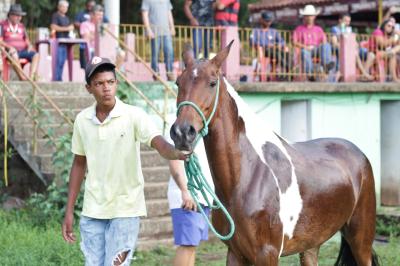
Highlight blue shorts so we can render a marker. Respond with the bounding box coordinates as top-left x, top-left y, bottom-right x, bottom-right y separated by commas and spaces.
171, 207, 210, 246
79, 216, 140, 266
17, 50, 36, 62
